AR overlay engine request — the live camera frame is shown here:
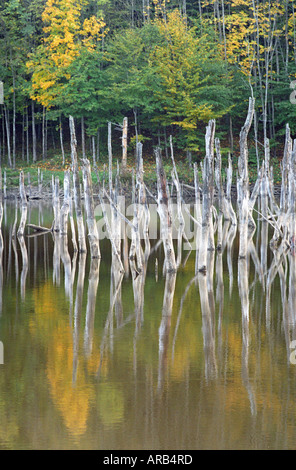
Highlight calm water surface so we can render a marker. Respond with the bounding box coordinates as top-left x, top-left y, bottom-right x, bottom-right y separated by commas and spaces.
0, 201, 296, 450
